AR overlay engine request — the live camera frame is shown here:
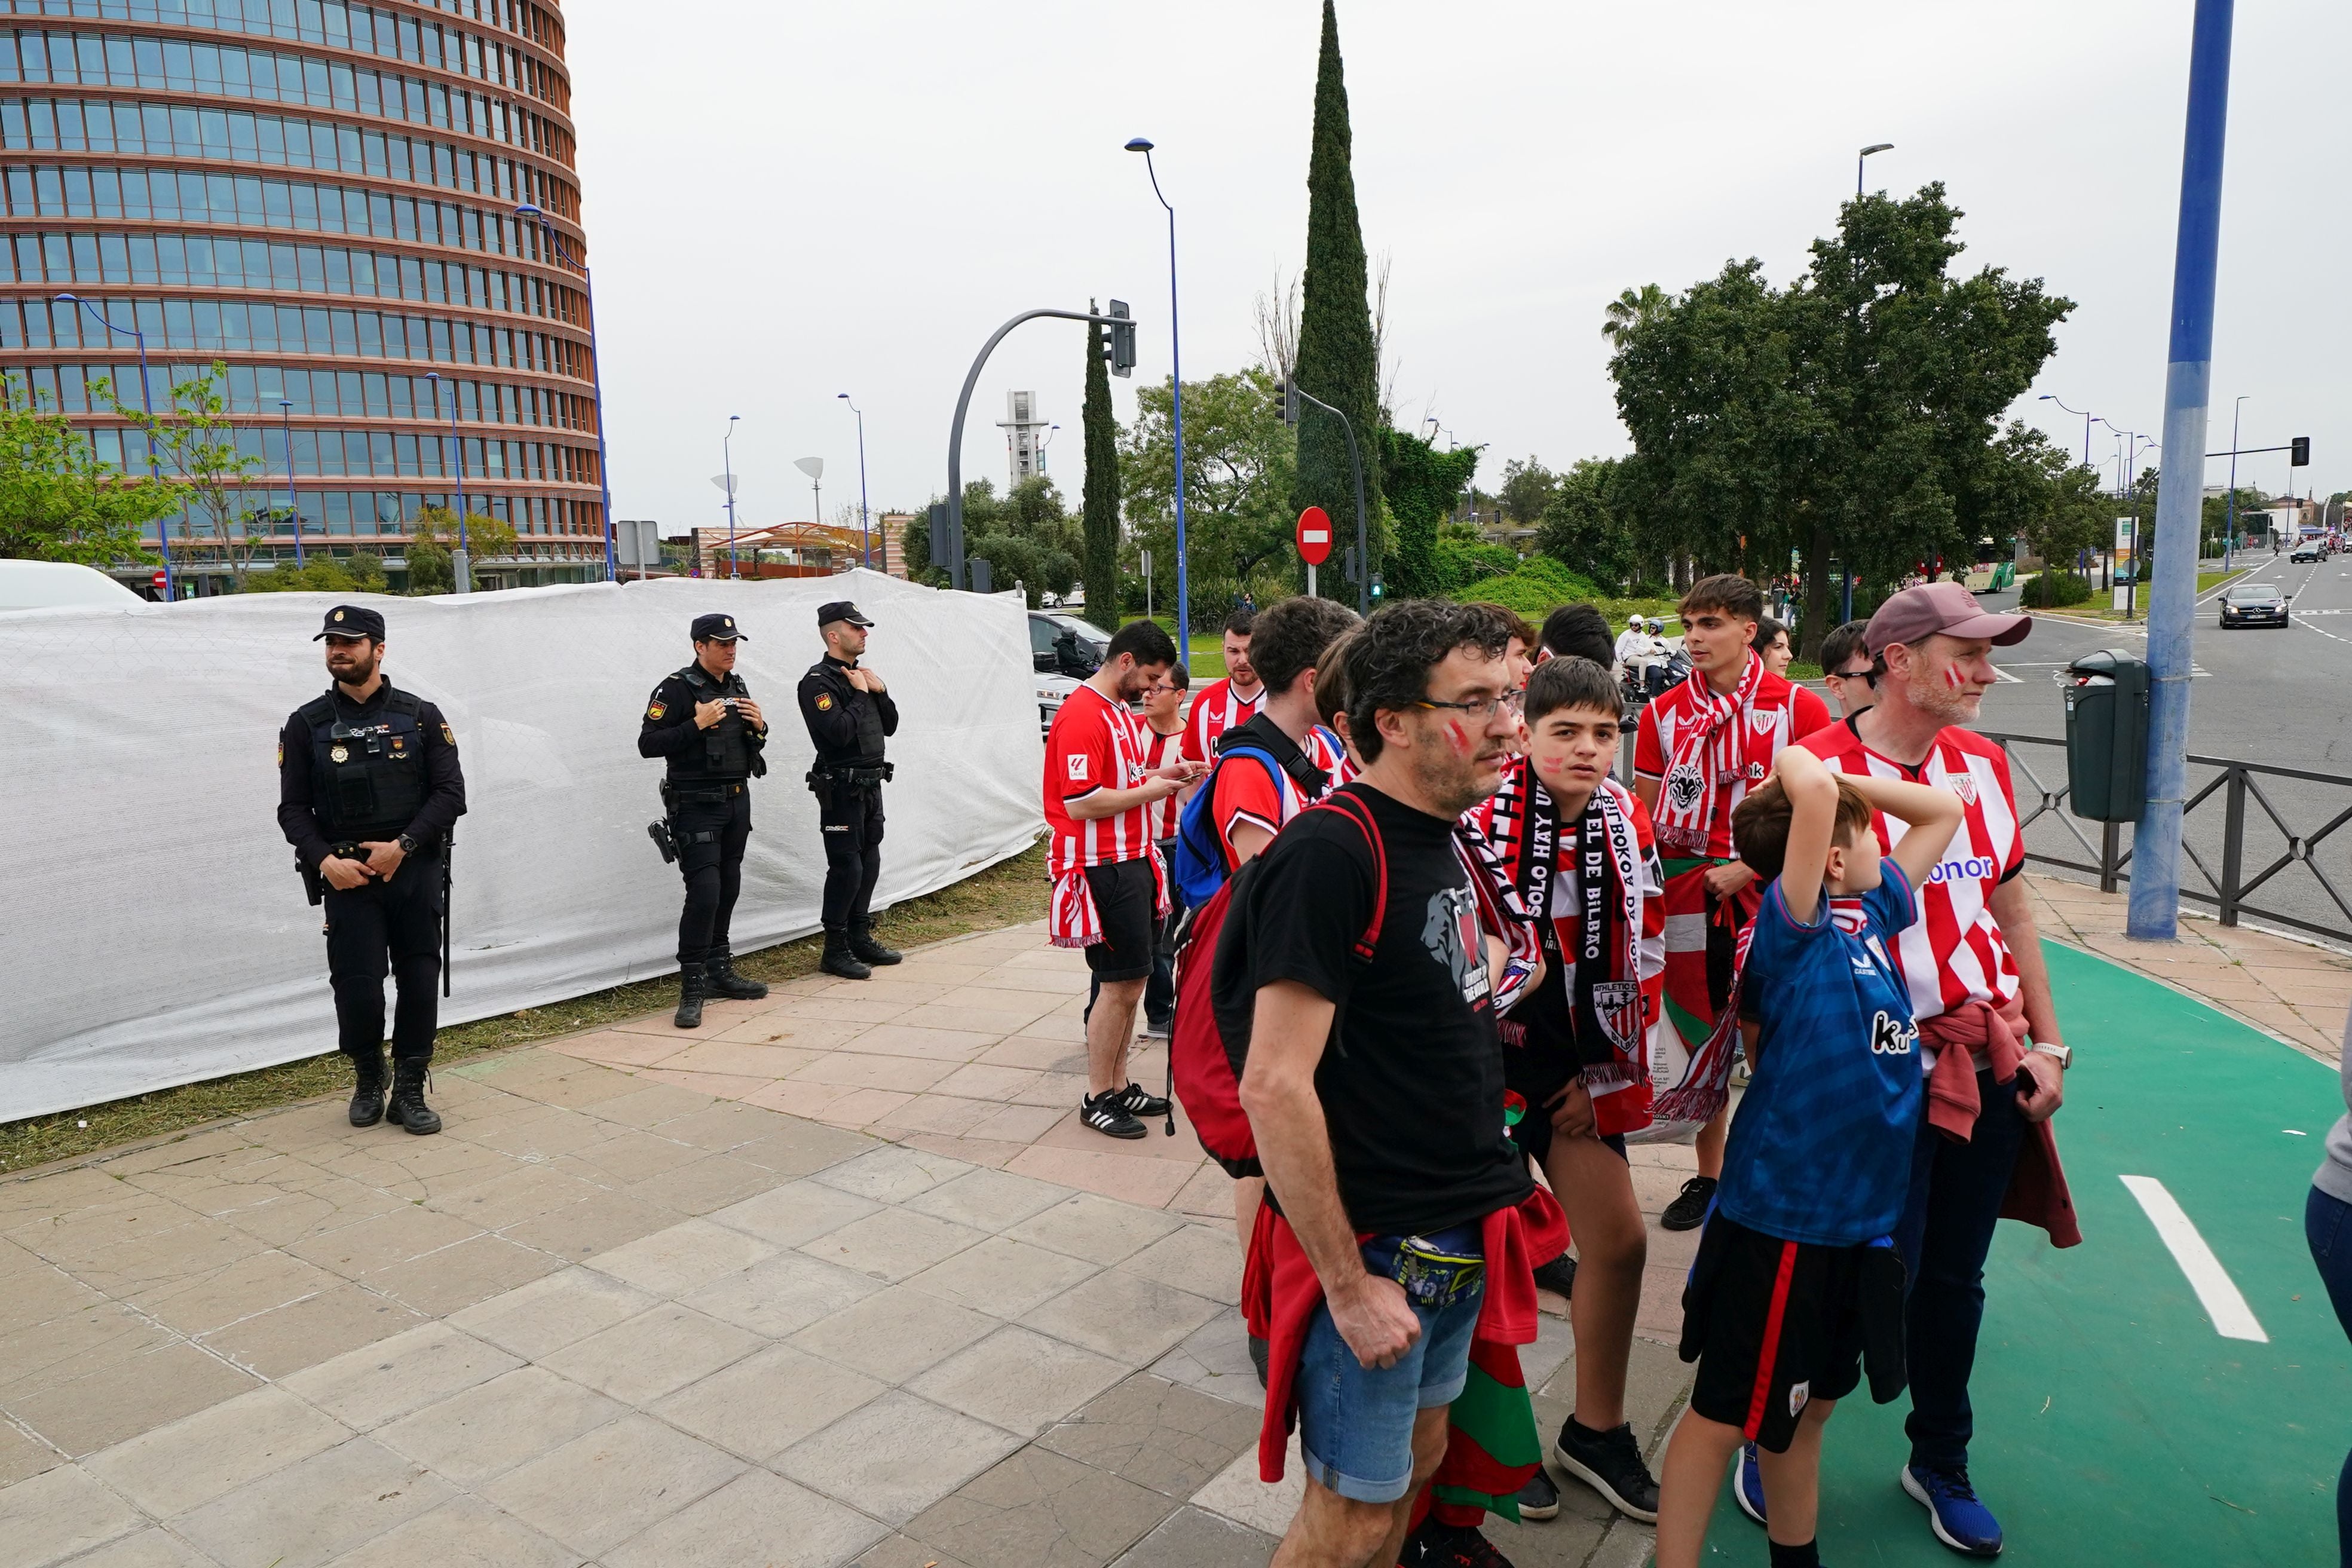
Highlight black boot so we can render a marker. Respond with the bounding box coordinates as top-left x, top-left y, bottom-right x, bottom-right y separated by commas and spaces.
674, 962, 709, 1028
847, 923, 901, 967
705, 947, 770, 1000
348, 1047, 387, 1128
820, 928, 872, 981
385, 1062, 441, 1136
